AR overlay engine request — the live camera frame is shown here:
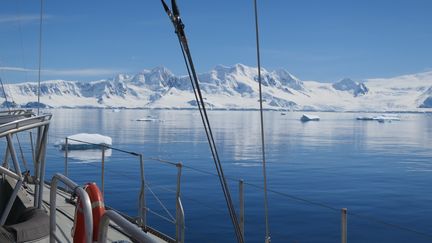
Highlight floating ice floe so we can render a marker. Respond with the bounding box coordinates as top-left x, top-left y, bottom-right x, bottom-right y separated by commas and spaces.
356, 114, 400, 122
136, 116, 163, 122
56, 133, 112, 150
374, 115, 400, 123
234, 162, 261, 167
356, 116, 375, 121
300, 114, 320, 122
